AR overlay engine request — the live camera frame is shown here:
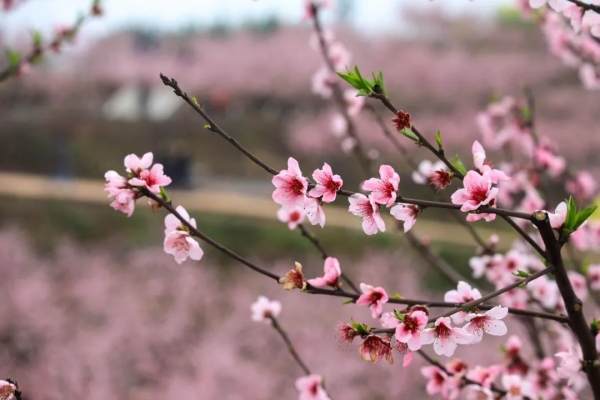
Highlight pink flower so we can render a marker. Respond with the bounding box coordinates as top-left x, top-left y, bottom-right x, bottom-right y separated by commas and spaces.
466, 365, 502, 389
104, 170, 128, 196
277, 207, 305, 230
529, 0, 569, 11
528, 276, 559, 309
502, 374, 533, 399
362, 165, 400, 207
451, 170, 499, 218
421, 317, 473, 357
394, 310, 428, 351
412, 160, 447, 184
128, 163, 172, 193
444, 281, 482, 324
356, 283, 389, 318
108, 190, 137, 217
421, 366, 451, 397
472, 141, 510, 184
380, 311, 401, 329
163, 206, 204, 264
389, 203, 420, 232
309, 163, 343, 203
279, 262, 307, 290
348, 194, 386, 235
548, 201, 567, 230
272, 157, 308, 211
535, 147, 566, 177
311, 67, 335, 98
359, 335, 394, 364
566, 171, 598, 201
335, 322, 359, 345
588, 264, 600, 290
328, 42, 351, 71
307, 257, 341, 288
463, 306, 508, 343
563, 5, 584, 33
583, 9, 600, 38
555, 349, 583, 387
124, 152, 153, 174
295, 374, 331, 400
0, 380, 16, 400
250, 296, 282, 323
305, 197, 326, 228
